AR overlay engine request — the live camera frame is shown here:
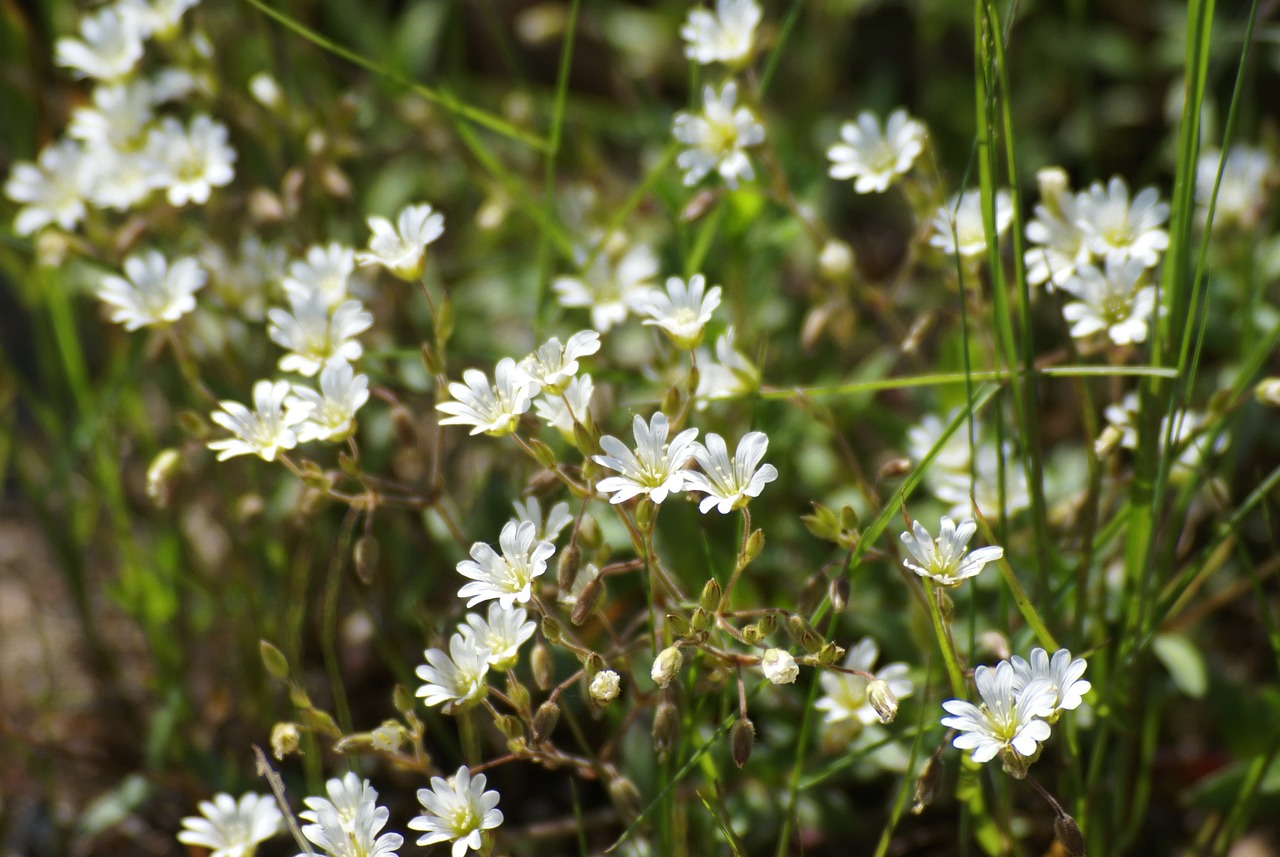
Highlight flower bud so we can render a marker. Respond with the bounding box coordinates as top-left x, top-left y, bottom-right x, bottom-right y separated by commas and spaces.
270, 722, 300, 759
1054, 813, 1087, 857
785, 614, 808, 646
570, 576, 605, 626
589, 669, 621, 706
259, 640, 290, 679
829, 575, 850, 613
756, 613, 777, 637
867, 679, 899, 724
817, 642, 844, 664
531, 642, 554, 691
541, 616, 562, 644
818, 239, 855, 281
699, 579, 722, 613
691, 607, 712, 633
665, 612, 693, 638
146, 448, 182, 508
1257, 377, 1280, 406
583, 652, 606, 681
496, 714, 525, 742
1094, 424, 1124, 458
634, 498, 654, 529
742, 624, 763, 644
652, 700, 680, 757
353, 535, 378, 584
557, 543, 582, 590
391, 405, 417, 448
730, 717, 755, 768
531, 700, 560, 745
528, 437, 559, 469
878, 457, 912, 480
393, 684, 416, 715
1036, 166, 1071, 213
999, 747, 1031, 779
761, 649, 799, 685
911, 755, 943, 815
609, 776, 643, 822
651, 646, 683, 689
743, 529, 765, 563
506, 675, 532, 711
978, 630, 1011, 662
